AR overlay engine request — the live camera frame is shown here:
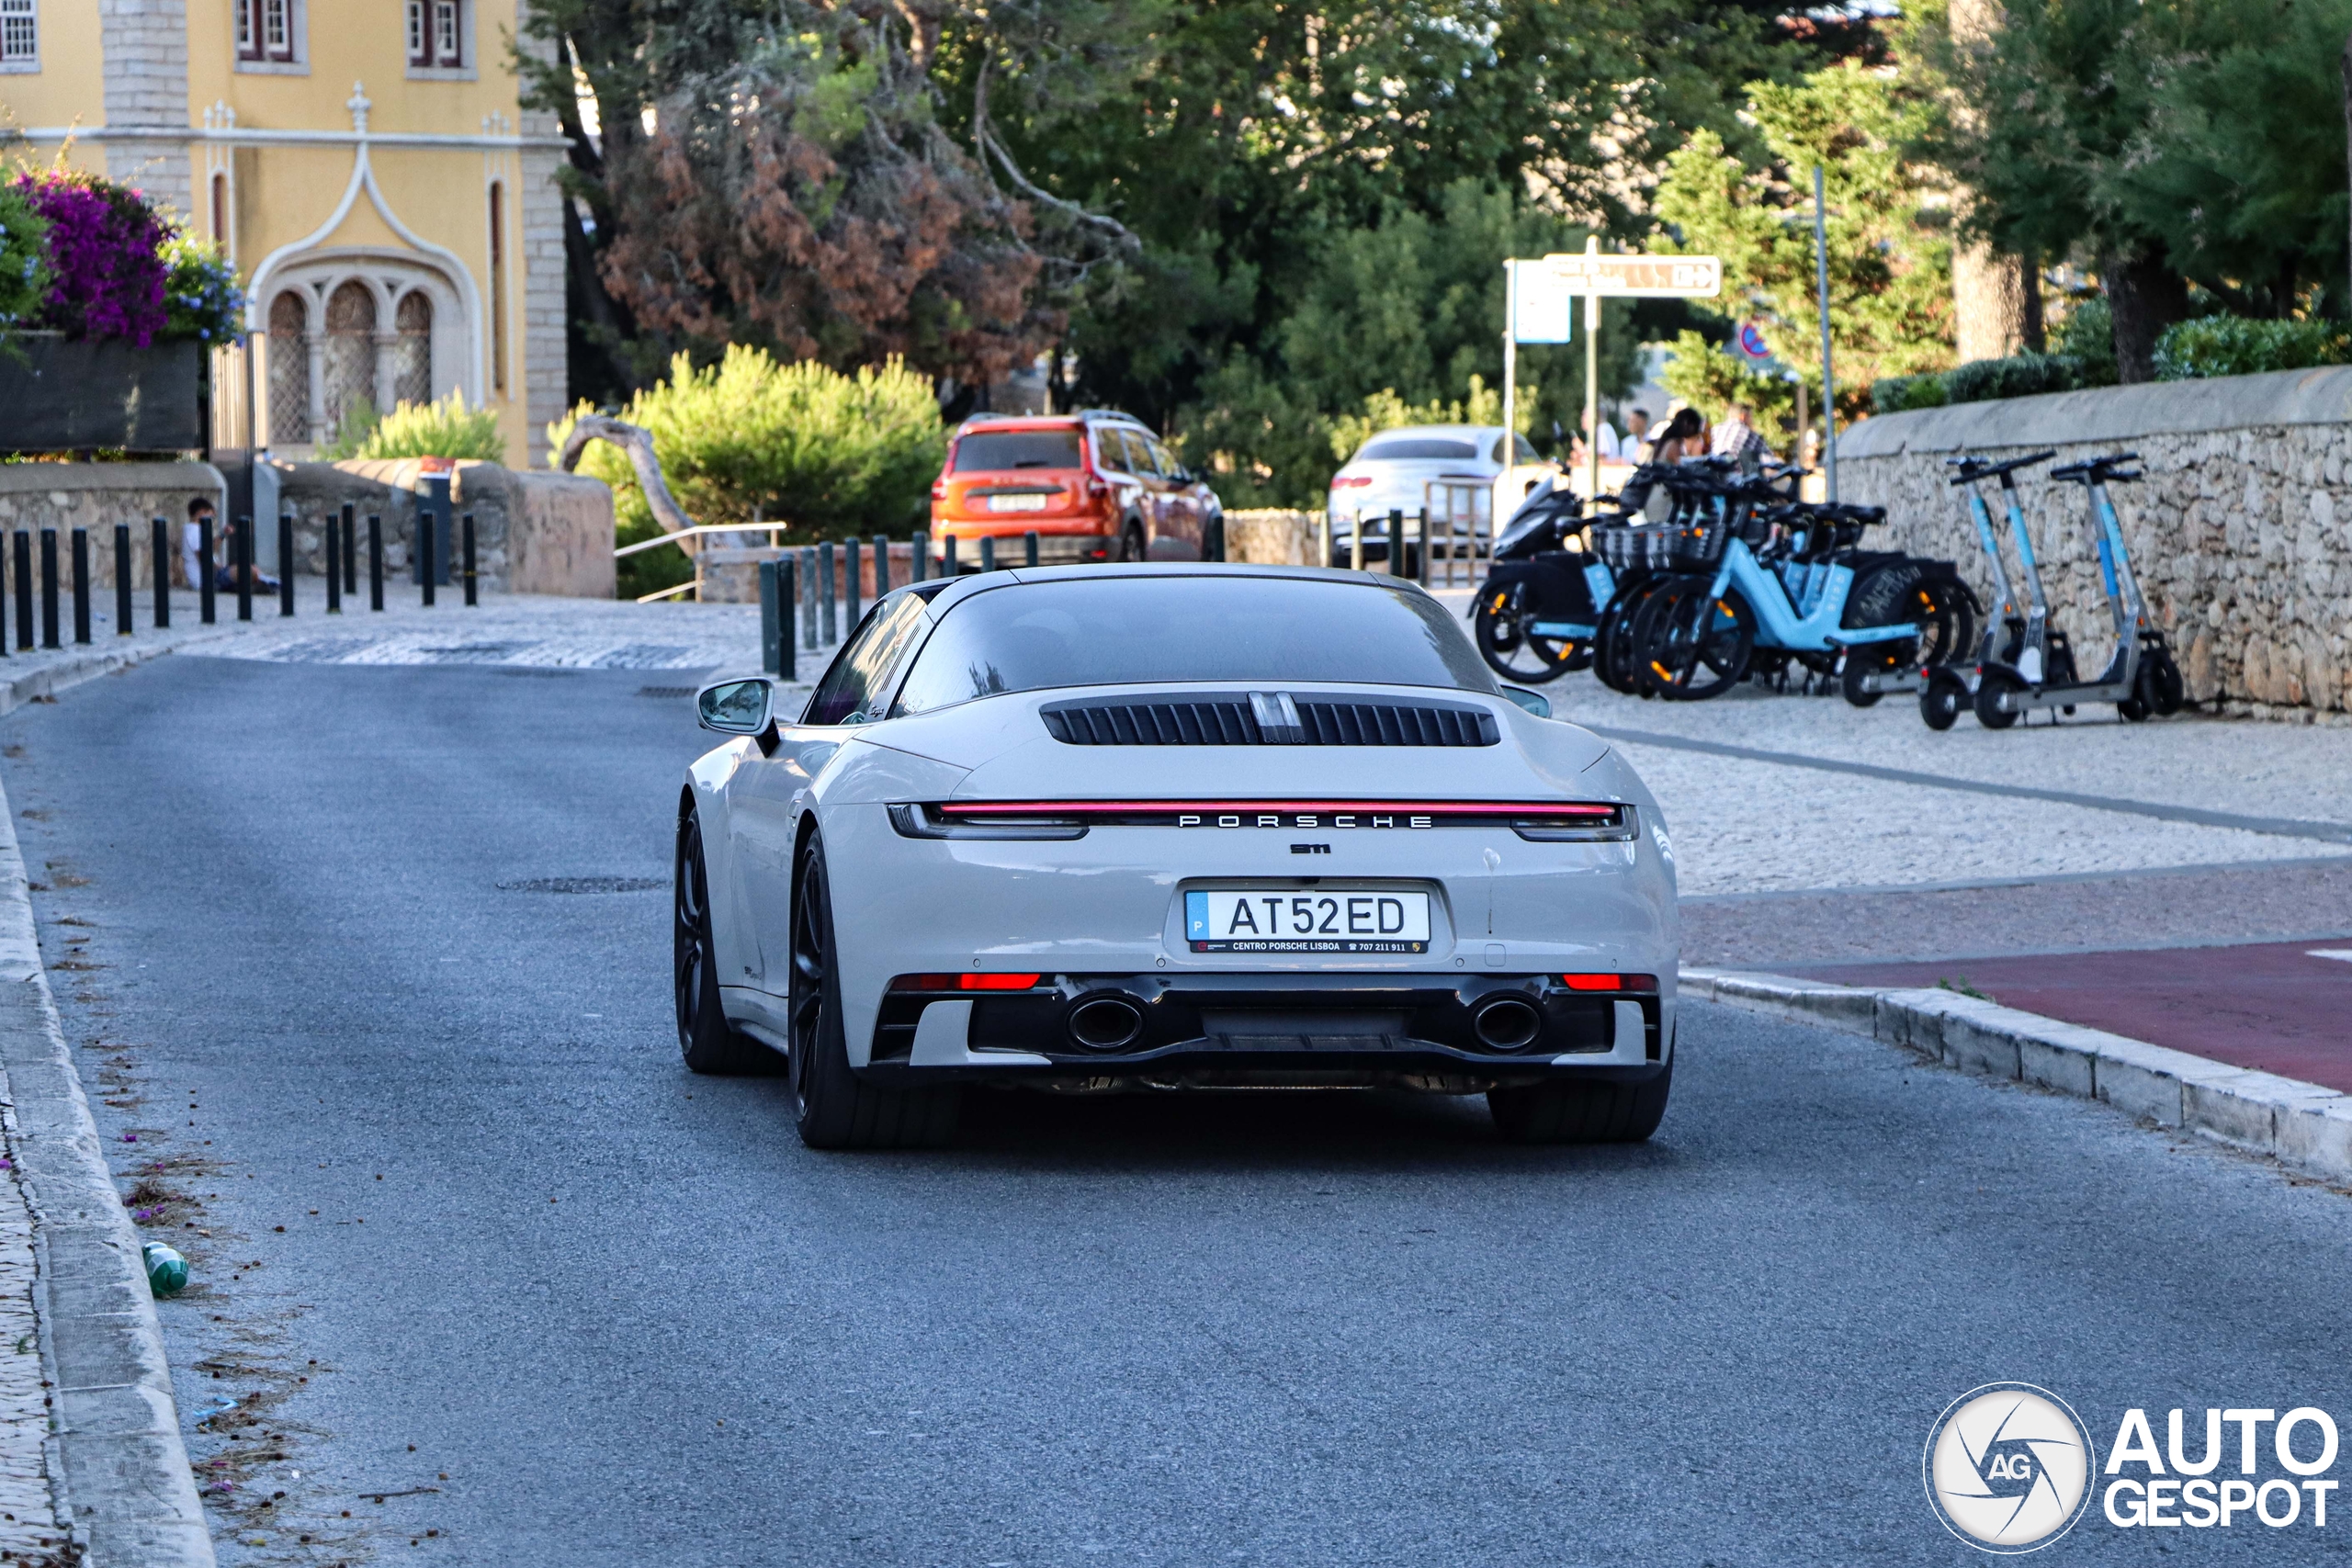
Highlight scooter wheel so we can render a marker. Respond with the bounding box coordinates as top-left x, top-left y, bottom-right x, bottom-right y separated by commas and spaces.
1919, 672, 1963, 731
1973, 669, 2026, 730
2118, 694, 2149, 722
2145, 649, 2185, 716
1841, 651, 1894, 709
